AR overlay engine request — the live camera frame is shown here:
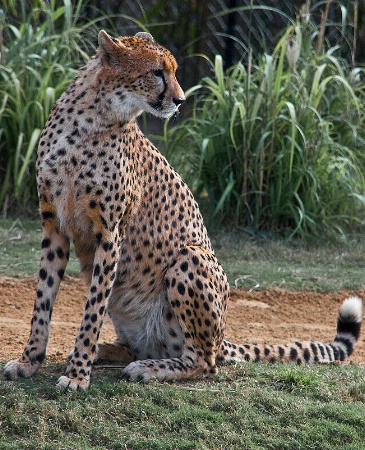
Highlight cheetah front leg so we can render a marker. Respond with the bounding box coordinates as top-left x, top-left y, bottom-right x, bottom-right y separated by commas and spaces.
57, 230, 120, 390
122, 246, 229, 381
4, 214, 70, 380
